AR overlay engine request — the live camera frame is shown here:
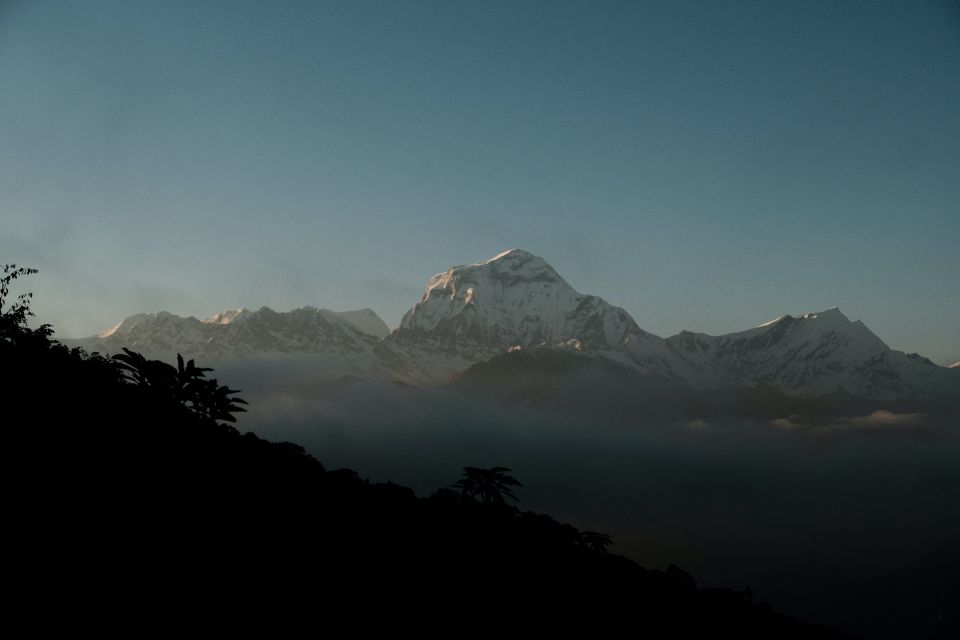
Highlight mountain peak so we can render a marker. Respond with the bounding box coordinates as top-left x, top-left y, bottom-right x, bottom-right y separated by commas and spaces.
205, 308, 251, 325
755, 307, 849, 329
470, 248, 564, 283
668, 305, 904, 396
399, 250, 574, 337
753, 307, 883, 349
96, 311, 187, 338
394, 249, 659, 364
799, 307, 849, 322
483, 248, 537, 263
755, 314, 791, 329
335, 308, 390, 339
